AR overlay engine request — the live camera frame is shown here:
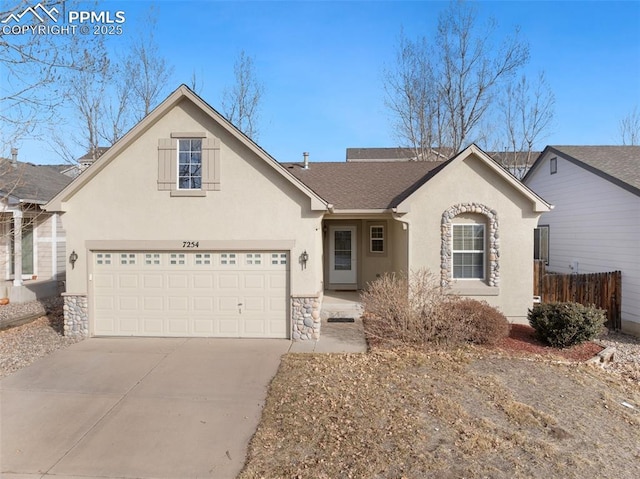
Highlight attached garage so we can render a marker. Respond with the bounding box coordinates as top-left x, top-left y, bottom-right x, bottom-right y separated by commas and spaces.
91, 251, 289, 338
